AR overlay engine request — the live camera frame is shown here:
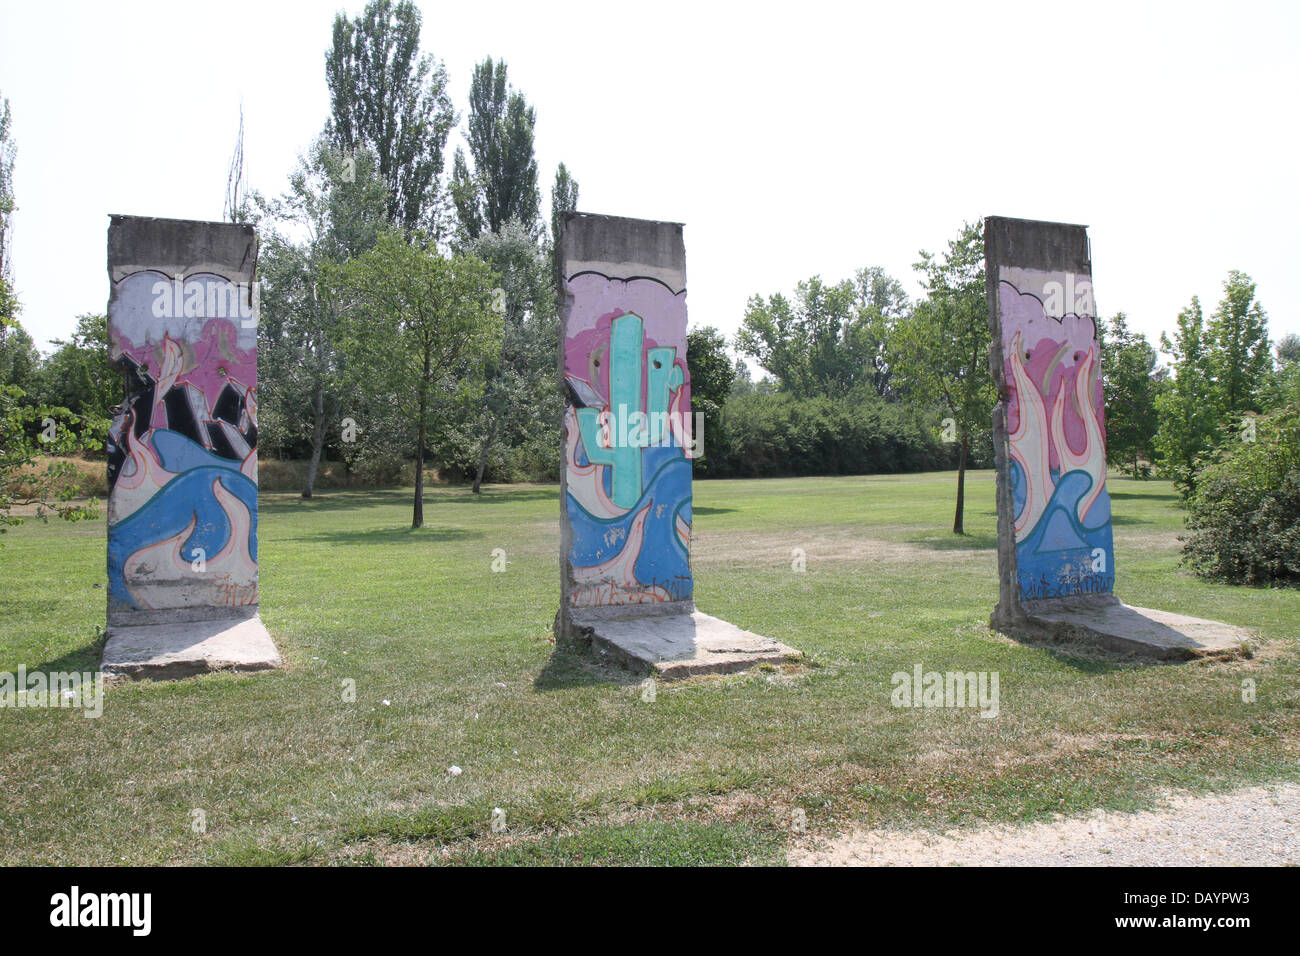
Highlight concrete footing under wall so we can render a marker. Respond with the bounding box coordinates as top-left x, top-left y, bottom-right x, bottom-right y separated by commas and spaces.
101, 616, 281, 681
567, 608, 801, 680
